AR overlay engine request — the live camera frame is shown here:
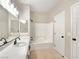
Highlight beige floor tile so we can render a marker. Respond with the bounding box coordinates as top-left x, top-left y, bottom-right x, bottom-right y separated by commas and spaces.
30, 48, 64, 59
